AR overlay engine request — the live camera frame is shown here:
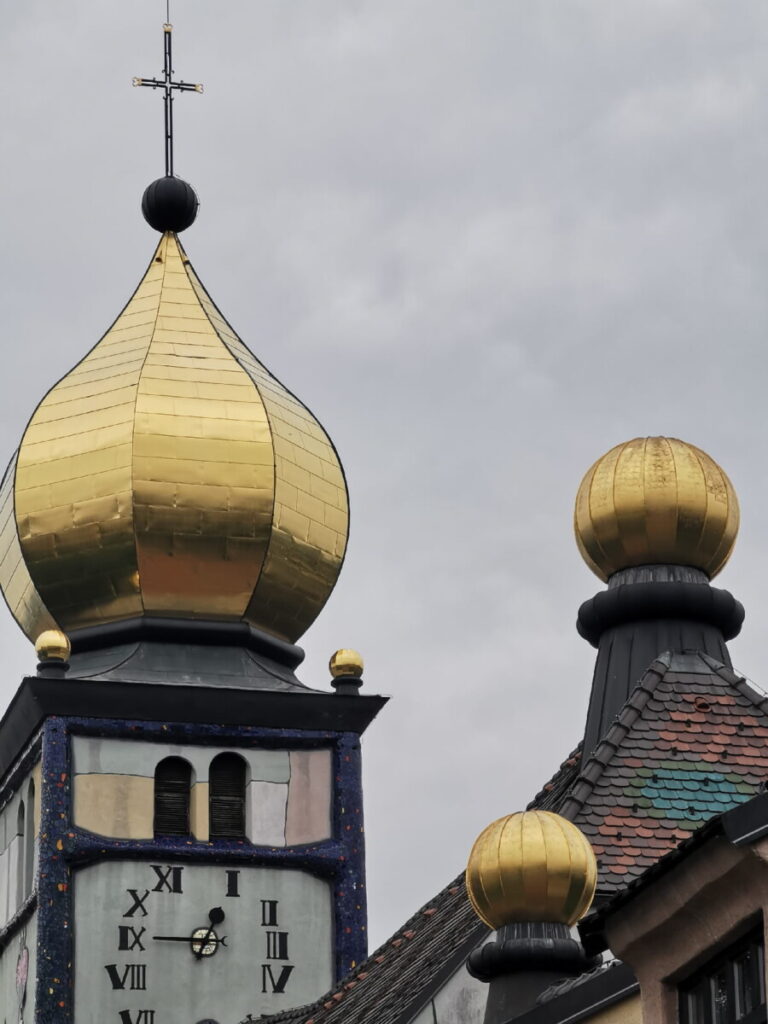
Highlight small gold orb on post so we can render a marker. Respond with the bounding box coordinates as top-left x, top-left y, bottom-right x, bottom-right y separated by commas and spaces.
329, 649, 364, 678
35, 629, 71, 663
